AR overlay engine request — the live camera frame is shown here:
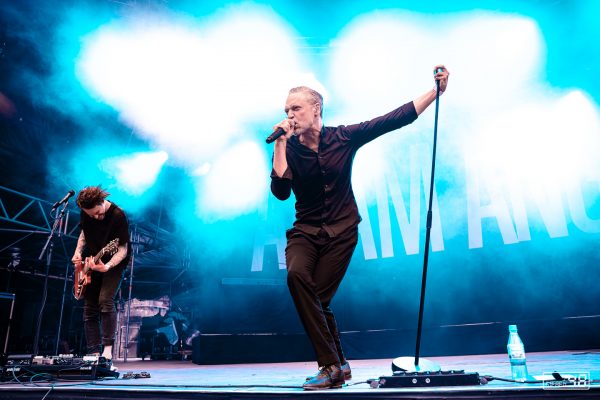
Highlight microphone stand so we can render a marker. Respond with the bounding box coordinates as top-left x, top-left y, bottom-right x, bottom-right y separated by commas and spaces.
34, 201, 70, 356
391, 75, 443, 374
376, 73, 482, 387
55, 215, 73, 356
